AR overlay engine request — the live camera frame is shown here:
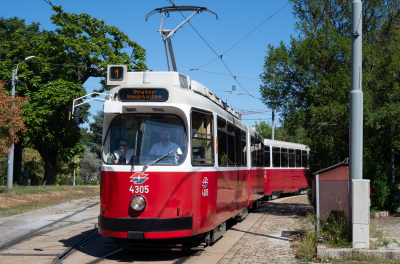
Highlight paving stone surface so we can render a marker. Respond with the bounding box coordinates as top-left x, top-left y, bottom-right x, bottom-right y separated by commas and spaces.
372, 215, 400, 240
218, 195, 312, 264
371, 213, 400, 251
